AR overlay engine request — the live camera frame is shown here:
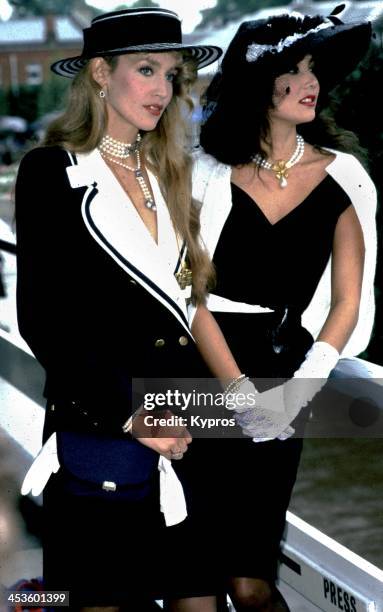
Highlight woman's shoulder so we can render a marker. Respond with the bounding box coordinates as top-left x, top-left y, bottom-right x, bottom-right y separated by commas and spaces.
192, 147, 226, 172
19, 145, 73, 172
17, 146, 82, 199
324, 148, 377, 213
323, 148, 369, 176
191, 147, 230, 203
192, 146, 230, 184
